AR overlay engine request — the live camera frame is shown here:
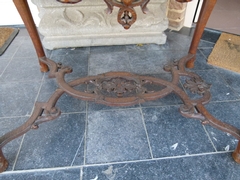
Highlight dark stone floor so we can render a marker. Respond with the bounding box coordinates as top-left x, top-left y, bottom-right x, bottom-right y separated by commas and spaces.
0, 27, 240, 180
